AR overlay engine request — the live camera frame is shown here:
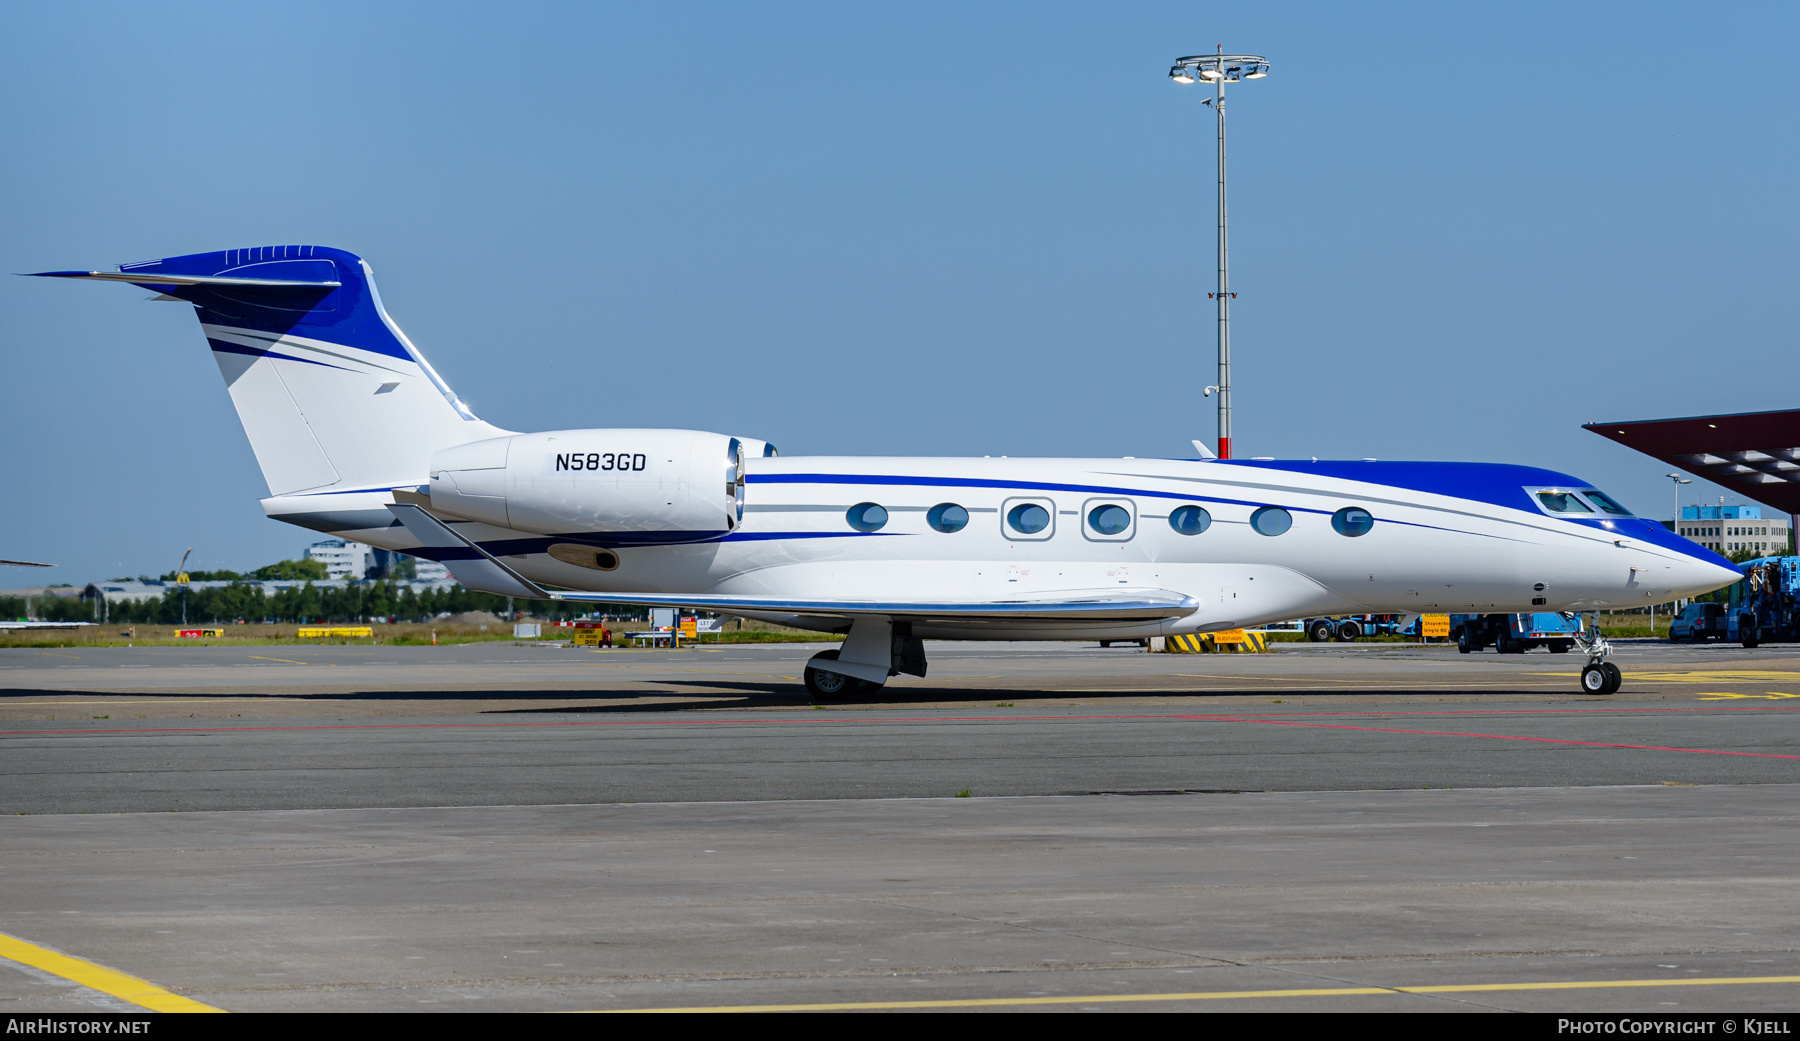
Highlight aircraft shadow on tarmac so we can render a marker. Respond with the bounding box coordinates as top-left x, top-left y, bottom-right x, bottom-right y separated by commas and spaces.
483, 680, 1570, 712
0, 682, 1583, 715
